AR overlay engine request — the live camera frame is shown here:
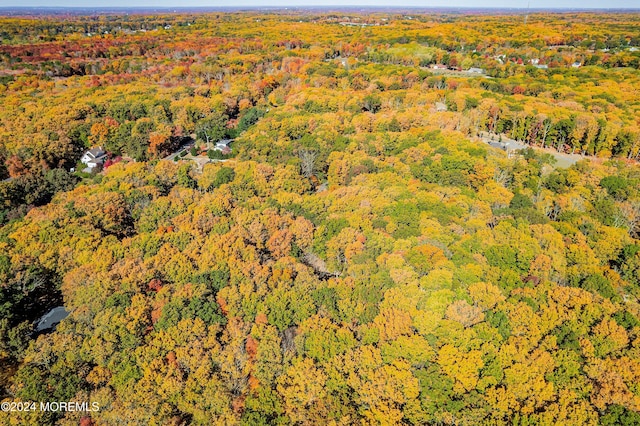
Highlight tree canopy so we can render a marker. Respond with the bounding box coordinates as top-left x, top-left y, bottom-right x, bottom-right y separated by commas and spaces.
1, 10, 640, 426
